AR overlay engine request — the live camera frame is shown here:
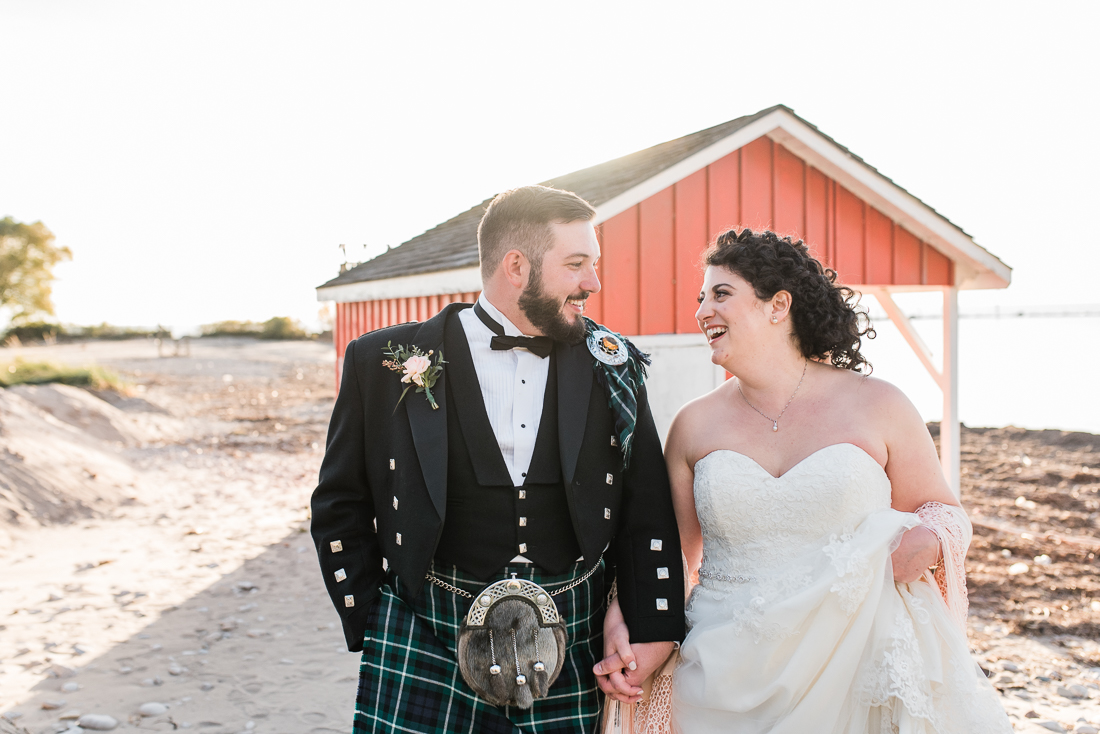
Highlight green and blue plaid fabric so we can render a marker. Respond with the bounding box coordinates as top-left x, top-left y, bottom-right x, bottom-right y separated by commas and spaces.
354, 559, 606, 734
583, 318, 650, 468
